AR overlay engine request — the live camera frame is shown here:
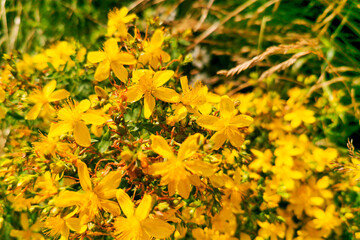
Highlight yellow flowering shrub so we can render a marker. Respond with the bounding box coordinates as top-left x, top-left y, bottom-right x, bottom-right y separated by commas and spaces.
0, 4, 359, 240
